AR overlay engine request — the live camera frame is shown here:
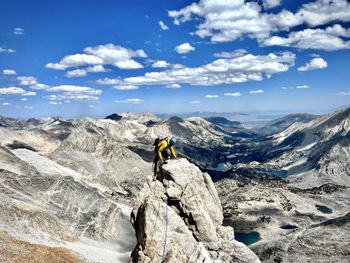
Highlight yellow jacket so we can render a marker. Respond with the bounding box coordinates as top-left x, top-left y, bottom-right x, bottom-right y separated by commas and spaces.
157, 138, 177, 160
